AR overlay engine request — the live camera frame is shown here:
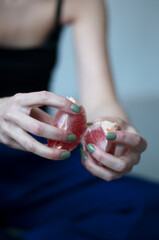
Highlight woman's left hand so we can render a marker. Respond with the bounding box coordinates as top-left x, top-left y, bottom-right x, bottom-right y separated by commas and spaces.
80, 117, 147, 181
